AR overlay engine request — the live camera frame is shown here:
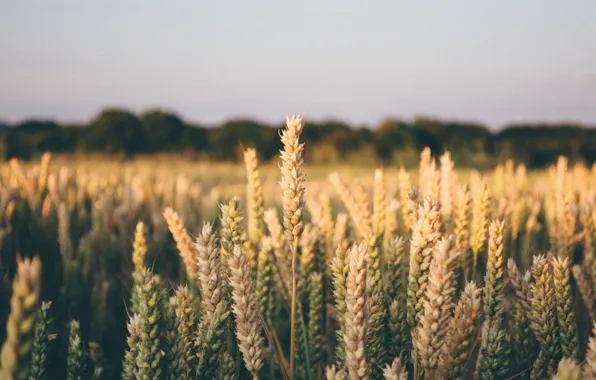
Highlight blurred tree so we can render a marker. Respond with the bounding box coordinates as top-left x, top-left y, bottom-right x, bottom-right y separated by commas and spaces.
82, 109, 148, 156
207, 120, 280, 161
6, 120, 62, 159
0, 106, 595, 168
140, 110, 186, 153
181, 124, 209, 155
374, 118, 415, 162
